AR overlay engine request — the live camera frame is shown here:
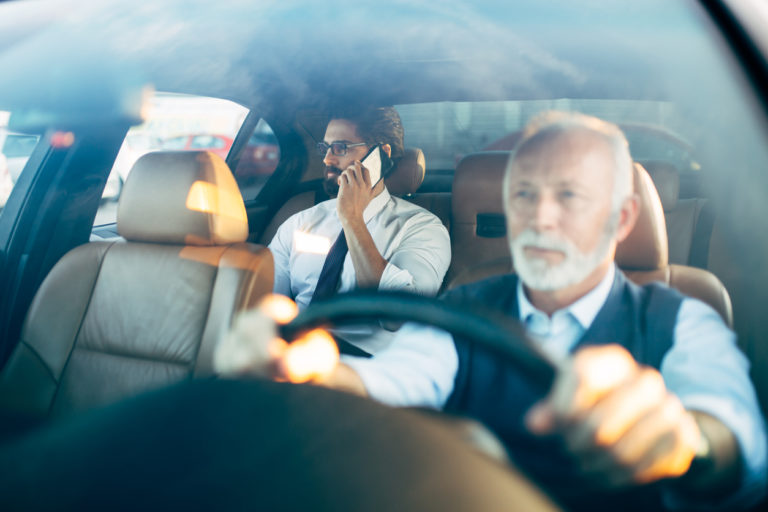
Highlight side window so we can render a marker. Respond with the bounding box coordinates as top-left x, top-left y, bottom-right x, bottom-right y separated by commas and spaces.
0, 112, 41, 215
94, 92, 248, 226
232, 118, 280, 201
161, 136, 188, 150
